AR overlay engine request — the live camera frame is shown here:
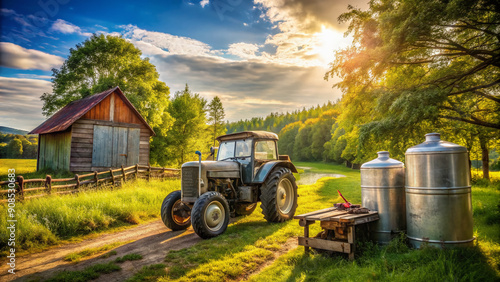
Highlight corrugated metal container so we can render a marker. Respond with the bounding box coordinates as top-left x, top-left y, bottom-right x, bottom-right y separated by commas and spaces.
405, 133, 474, 248
361, 151, 406, 244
